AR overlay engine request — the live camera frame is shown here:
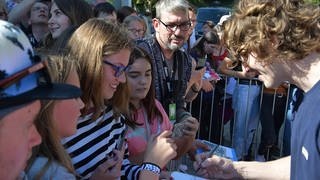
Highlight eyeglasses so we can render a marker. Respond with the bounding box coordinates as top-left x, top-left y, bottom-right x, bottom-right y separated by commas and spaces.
103, 60, 128, 77
128, 28, 145, 35
157, 19, 191, 32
